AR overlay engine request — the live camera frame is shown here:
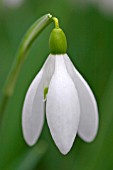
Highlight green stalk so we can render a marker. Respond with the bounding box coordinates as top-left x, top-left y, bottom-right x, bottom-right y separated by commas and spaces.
0, 13, 53, 120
